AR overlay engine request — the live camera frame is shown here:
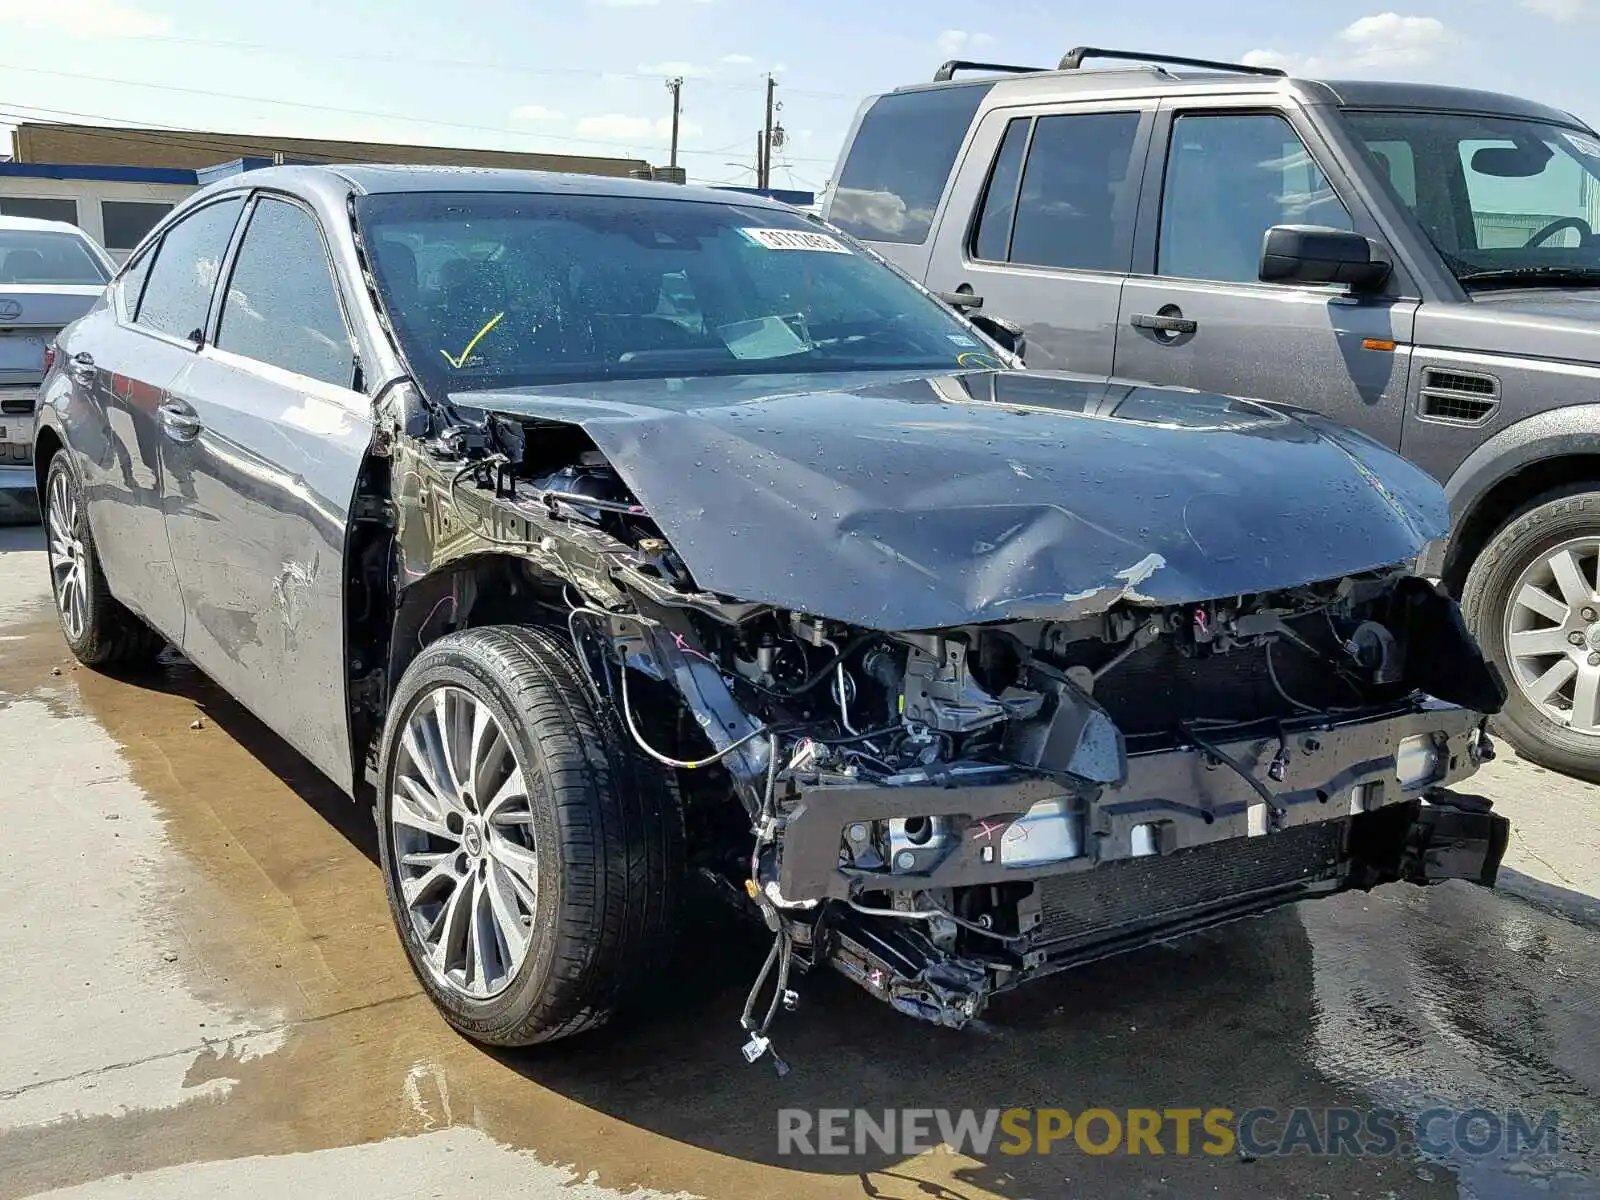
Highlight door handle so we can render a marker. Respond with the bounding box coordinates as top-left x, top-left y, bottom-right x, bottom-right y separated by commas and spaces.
1130, 312, 1198, 335
937, 290, 985, 310
69, 351, 95, 385
159, 399, 202, 440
